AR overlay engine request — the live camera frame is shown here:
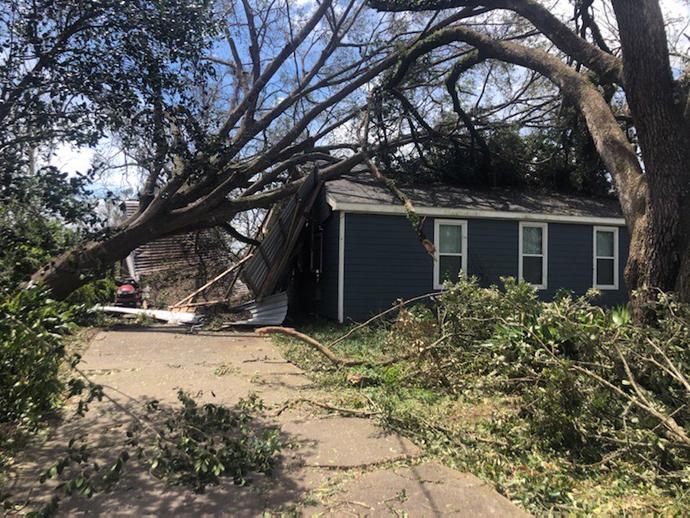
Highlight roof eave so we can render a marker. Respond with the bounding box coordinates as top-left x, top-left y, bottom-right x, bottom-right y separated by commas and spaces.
325, 194, 626, 226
